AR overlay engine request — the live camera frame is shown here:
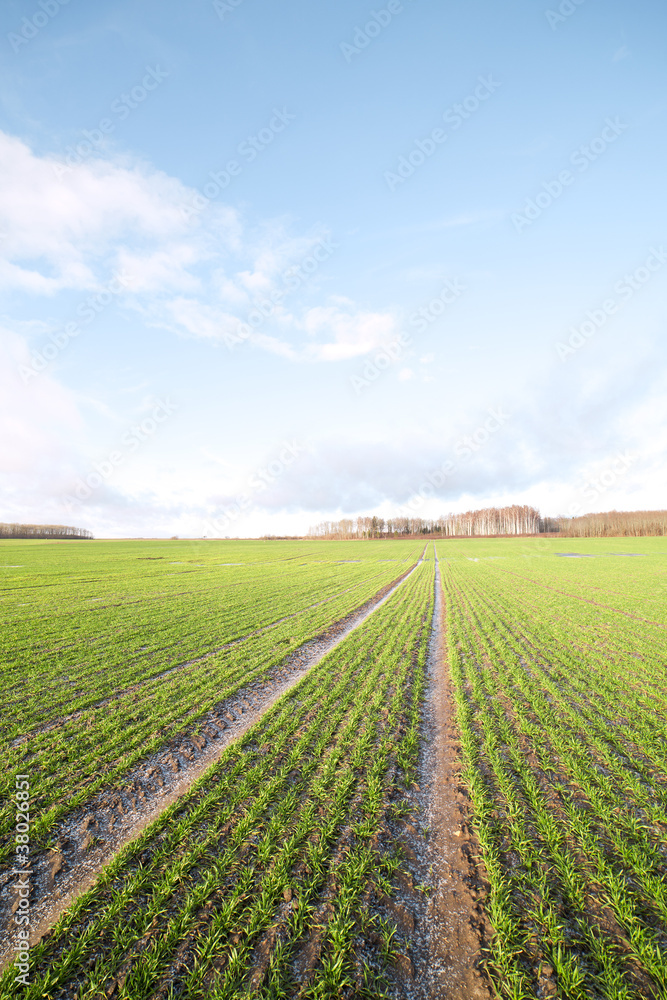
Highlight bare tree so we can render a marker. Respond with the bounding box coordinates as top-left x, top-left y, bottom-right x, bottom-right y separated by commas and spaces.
307, 507, 667, 539
0, 523, 94, 540
557, 510, 667, 537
